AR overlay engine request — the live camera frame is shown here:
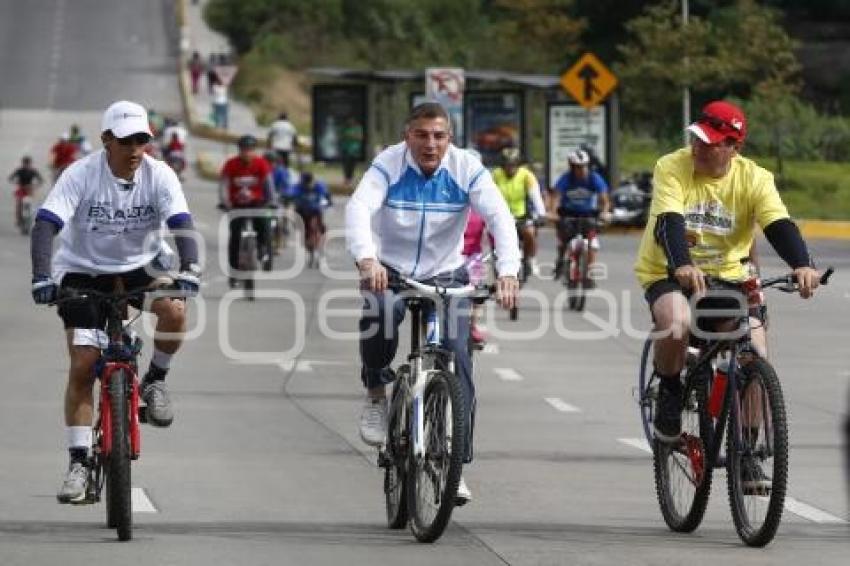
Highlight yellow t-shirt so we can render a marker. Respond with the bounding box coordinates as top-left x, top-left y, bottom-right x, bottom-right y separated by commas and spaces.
492, 166, 535, 218
634, 148, 790, 288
